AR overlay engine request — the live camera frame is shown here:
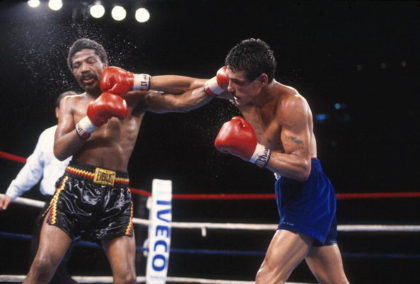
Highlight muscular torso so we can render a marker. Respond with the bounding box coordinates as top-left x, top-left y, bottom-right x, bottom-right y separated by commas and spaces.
60, 93, 147, 172
238, 82, 317, 158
